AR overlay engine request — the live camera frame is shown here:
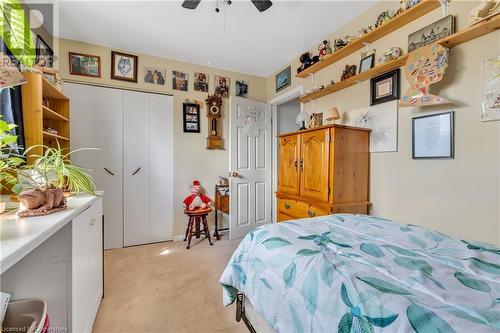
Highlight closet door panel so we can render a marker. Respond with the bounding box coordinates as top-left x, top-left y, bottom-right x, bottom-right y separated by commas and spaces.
149, 94, 173, 242
93, 87, 124, 250
123, 91, 150, 247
